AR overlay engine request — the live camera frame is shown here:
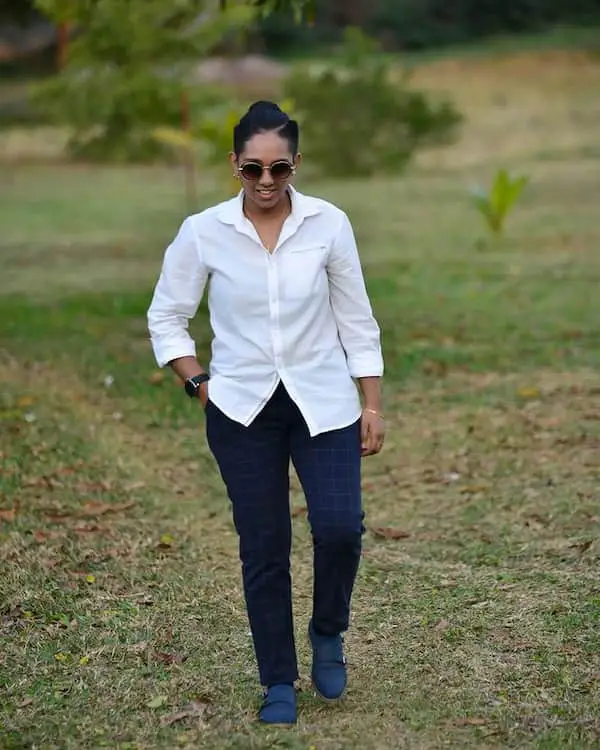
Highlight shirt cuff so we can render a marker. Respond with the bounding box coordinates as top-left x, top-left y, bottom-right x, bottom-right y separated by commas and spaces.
151, 340, 197, 369
346, 354, 384, 379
